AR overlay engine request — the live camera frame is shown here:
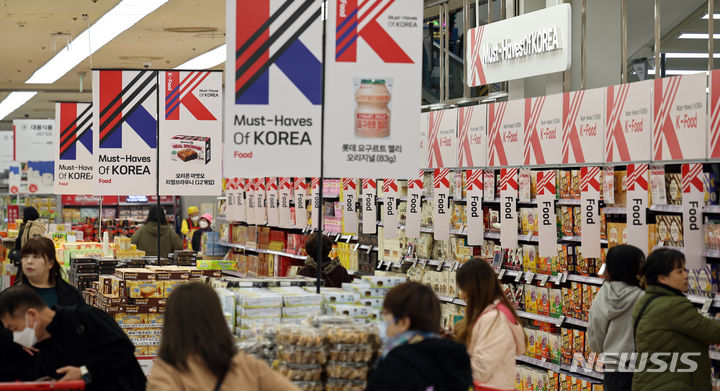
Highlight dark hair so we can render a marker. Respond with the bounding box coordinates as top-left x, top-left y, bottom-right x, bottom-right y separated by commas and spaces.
455, 258, 524, 345
305, 232, 333, 259
0, 285, 48, 318
641, 248, 686, 286
382, 282, 441, 333
158, 282, 237, 380
146, 206, 168, 225
18, 237, 63, 286
23, 207, 39, 223
605, 244, 645, 286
